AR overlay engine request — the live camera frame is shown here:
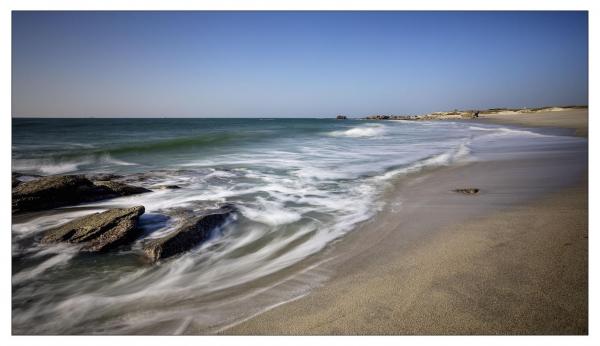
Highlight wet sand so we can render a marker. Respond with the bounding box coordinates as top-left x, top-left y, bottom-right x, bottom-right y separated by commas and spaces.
223, 111, 588, 335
